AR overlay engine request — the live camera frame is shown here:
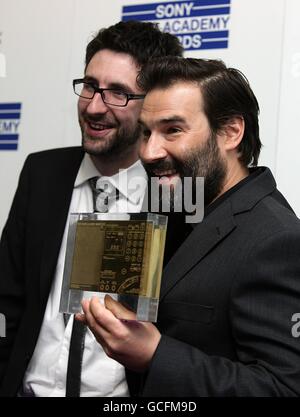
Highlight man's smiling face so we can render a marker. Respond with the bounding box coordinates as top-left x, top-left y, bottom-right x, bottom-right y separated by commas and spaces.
139, 81, 227, 205
78, 49, 144, 157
